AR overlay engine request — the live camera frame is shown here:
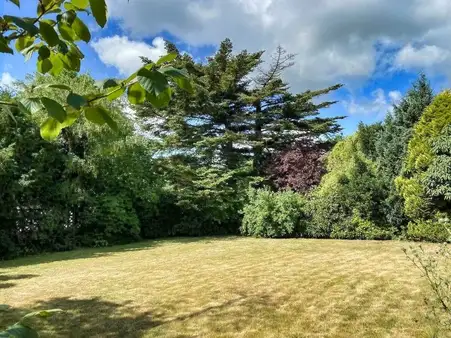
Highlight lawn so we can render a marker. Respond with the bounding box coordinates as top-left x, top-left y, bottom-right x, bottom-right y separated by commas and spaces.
0, 238, 436, 337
